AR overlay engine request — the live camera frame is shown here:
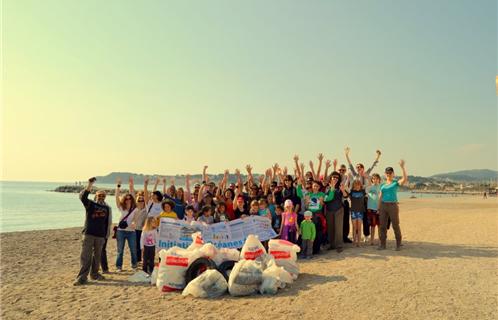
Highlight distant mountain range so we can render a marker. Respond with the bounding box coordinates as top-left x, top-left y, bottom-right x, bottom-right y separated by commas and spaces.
430, 169, 498, 182
91, 169, 498, 184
